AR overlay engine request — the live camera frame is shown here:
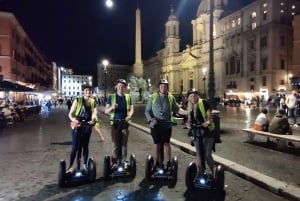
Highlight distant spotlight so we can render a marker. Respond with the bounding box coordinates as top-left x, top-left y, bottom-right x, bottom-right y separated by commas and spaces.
105, 0, 113, 8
